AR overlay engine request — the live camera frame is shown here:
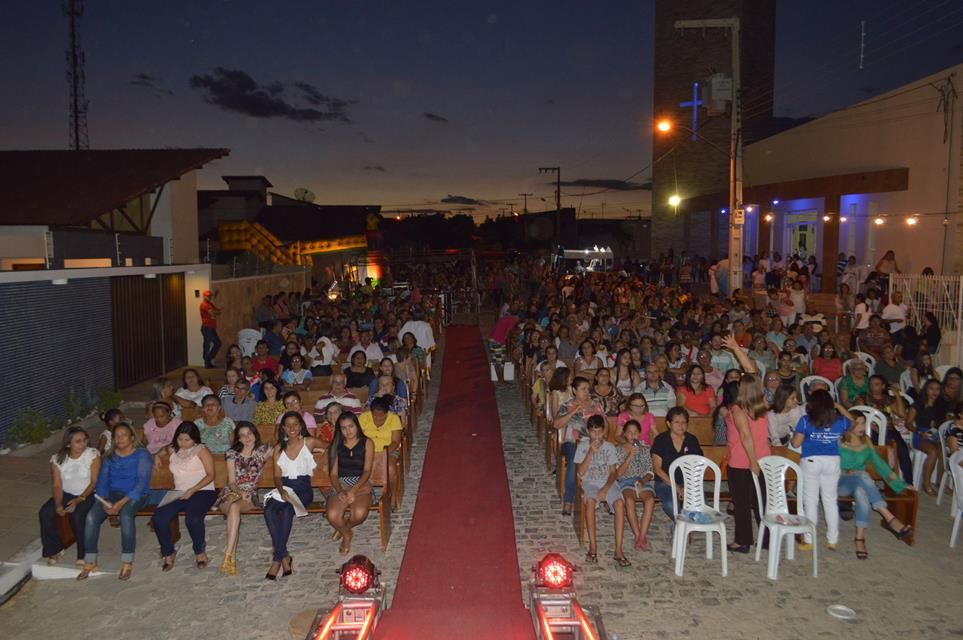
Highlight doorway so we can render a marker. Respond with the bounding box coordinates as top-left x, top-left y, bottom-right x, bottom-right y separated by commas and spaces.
785, 211, 818, 259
